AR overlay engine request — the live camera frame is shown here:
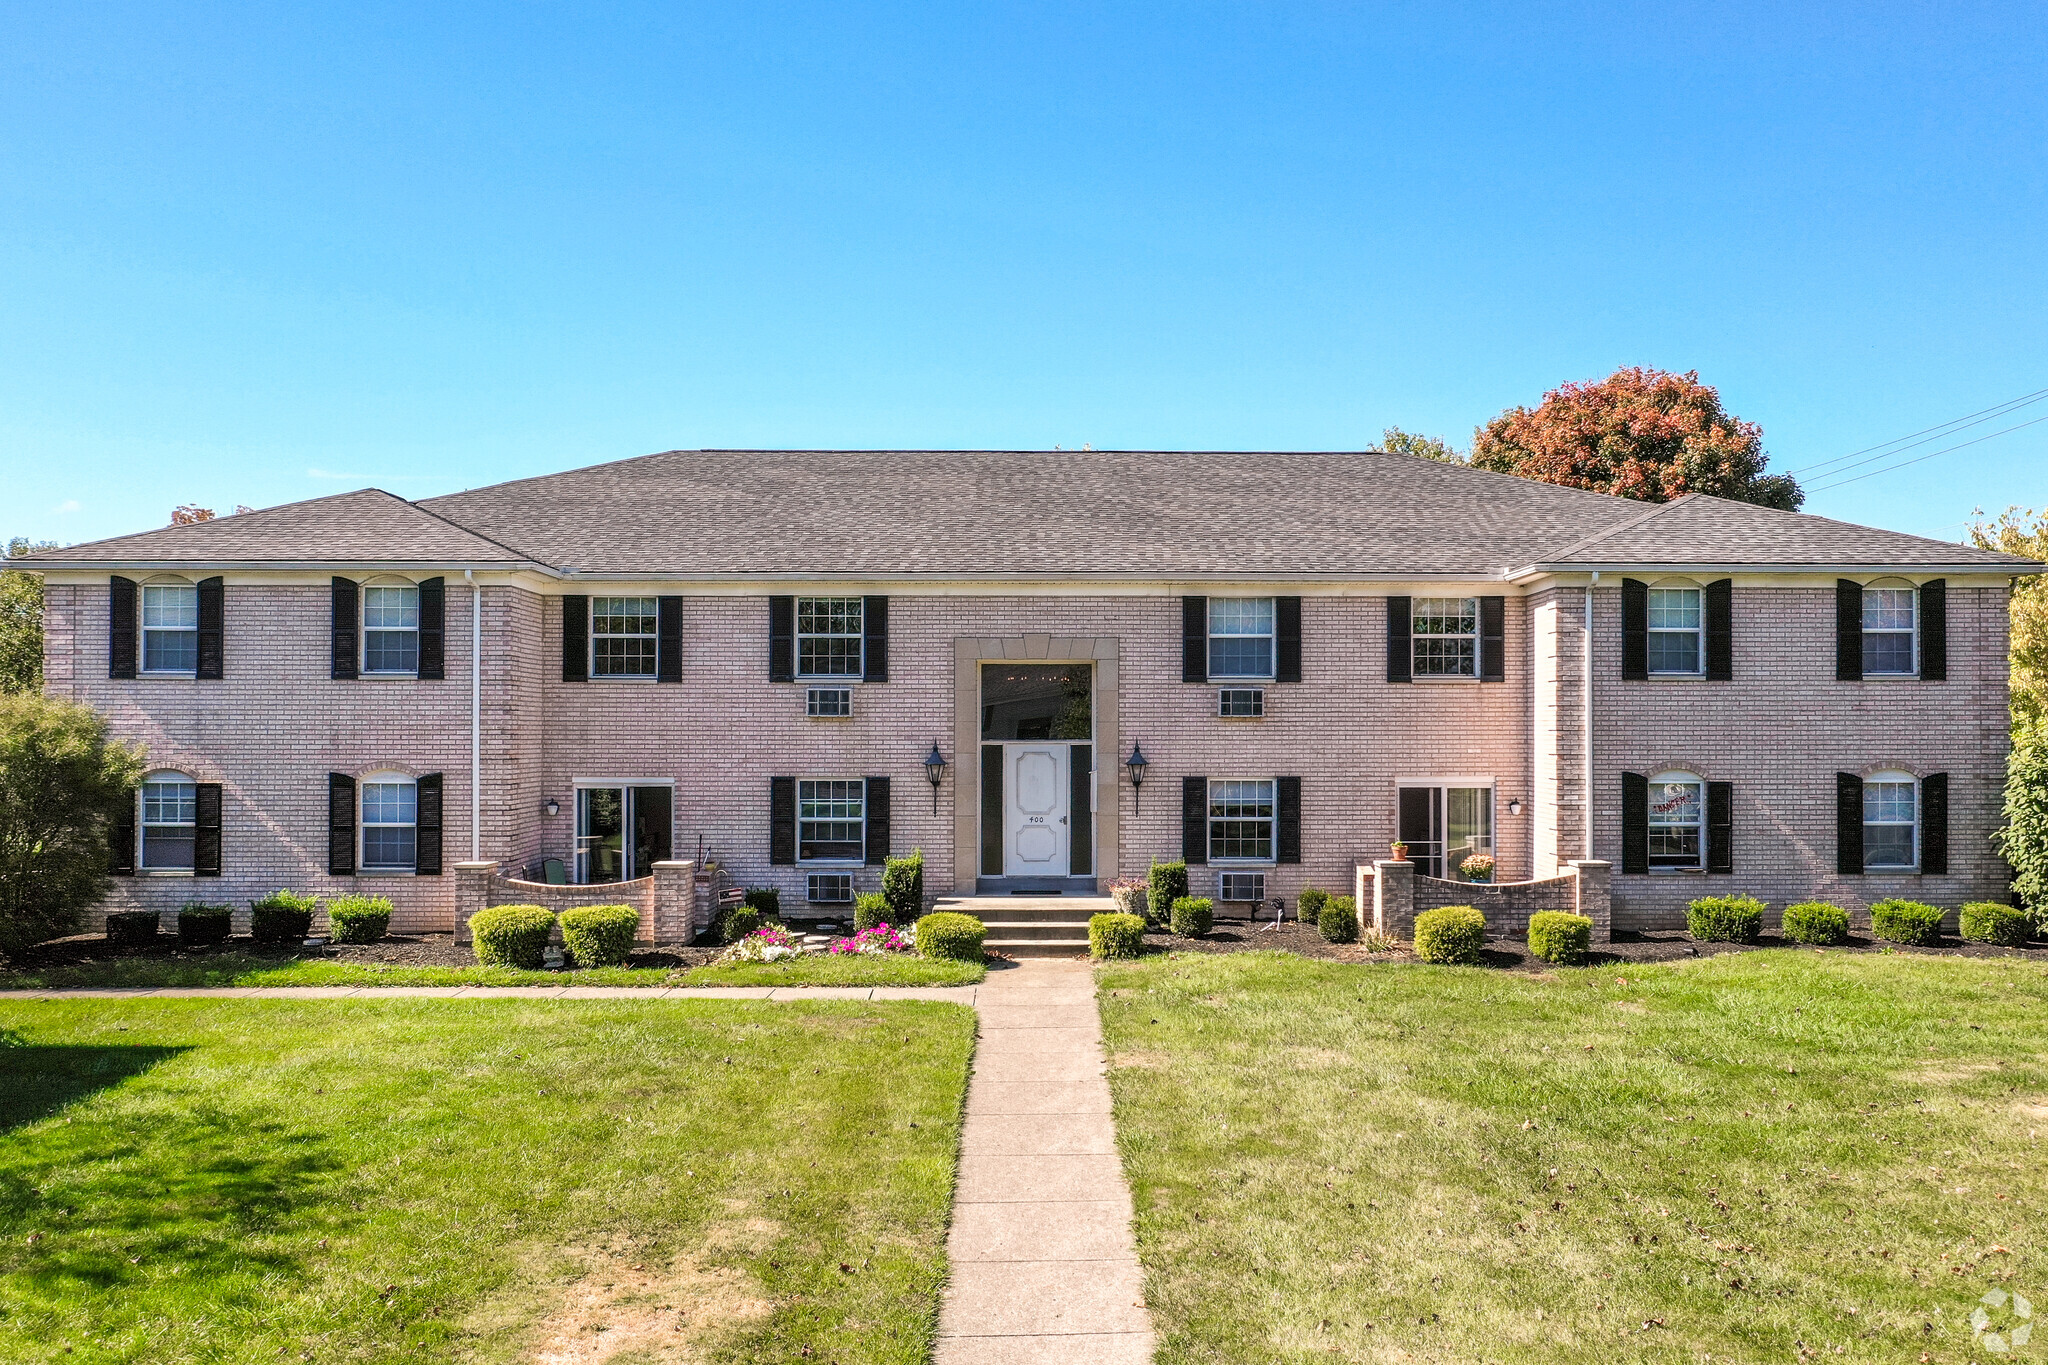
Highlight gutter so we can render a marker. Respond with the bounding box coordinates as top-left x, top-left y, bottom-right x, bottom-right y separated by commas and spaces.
15, 559, 560, 576
467, 570, 481, 862
1506, 560, 2043, 584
